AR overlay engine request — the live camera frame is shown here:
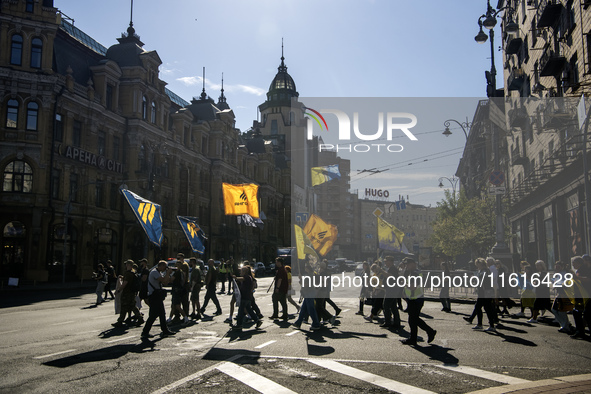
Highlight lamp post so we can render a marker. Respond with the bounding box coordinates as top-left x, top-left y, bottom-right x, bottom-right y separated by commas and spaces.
442, 118, 471, 140
438, 176, 459, 197
475, 0, 513, 259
